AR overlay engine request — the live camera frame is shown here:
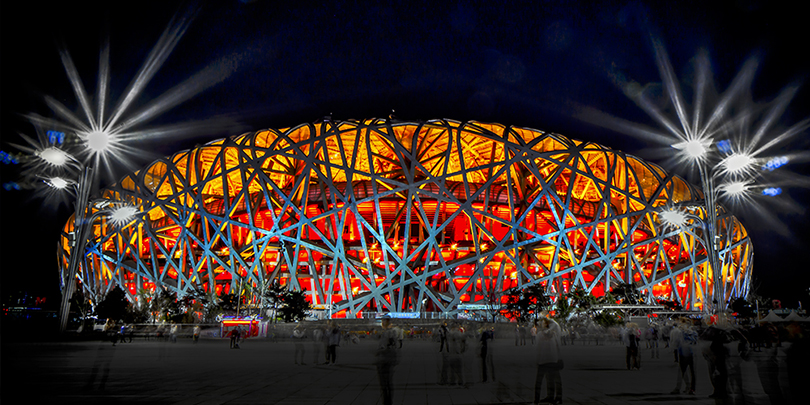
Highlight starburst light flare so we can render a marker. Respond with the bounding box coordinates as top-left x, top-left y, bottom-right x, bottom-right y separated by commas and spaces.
109, 206, 139, 227
26, 6, 238, 180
